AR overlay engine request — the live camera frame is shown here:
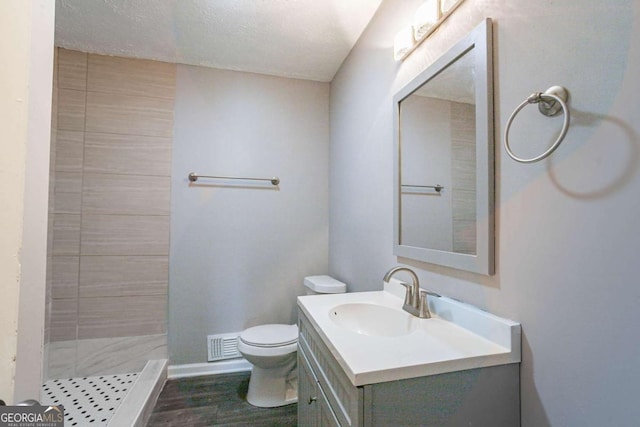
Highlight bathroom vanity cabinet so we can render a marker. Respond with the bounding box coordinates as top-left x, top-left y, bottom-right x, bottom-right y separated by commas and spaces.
298, 310, 520, 427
